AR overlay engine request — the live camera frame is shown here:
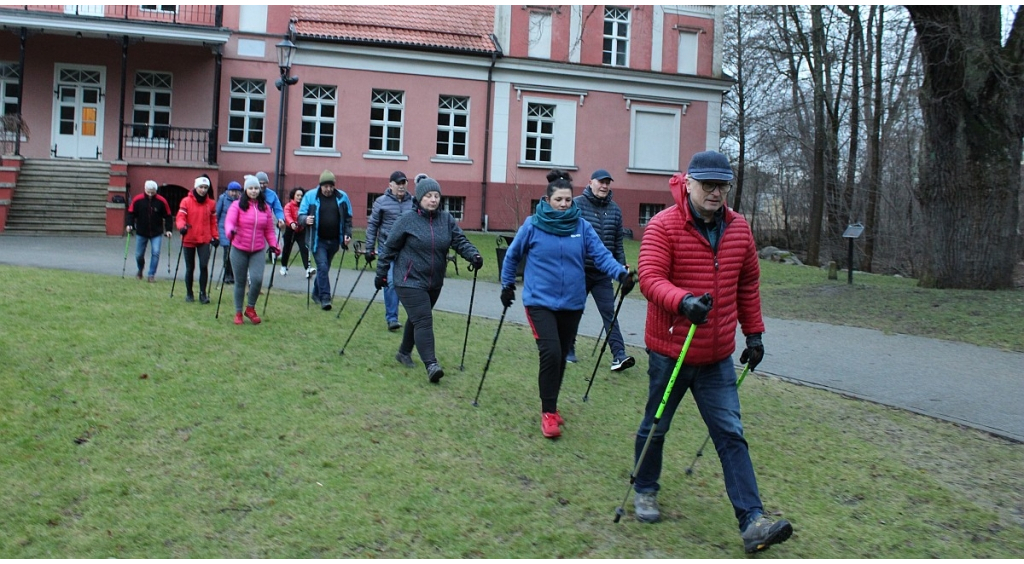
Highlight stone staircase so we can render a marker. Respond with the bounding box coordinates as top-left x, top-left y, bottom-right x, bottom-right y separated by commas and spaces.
4, 159, 111, 235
